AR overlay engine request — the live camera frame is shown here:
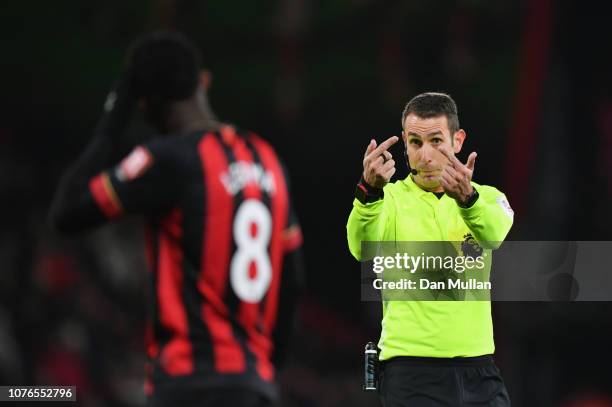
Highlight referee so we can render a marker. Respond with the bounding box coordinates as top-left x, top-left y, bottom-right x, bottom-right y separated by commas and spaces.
347, 93, 513, 406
